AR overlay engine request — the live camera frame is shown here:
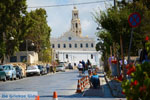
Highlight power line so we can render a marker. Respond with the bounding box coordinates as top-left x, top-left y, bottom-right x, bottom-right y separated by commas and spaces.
28, 0, 113, 8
